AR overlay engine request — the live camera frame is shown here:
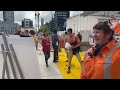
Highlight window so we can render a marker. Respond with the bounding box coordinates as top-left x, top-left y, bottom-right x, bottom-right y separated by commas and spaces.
57, 12, 62, 14
63, 12, 66, 14
1, 27, 4, 29
26, 21, 29, 23
26, 24, 29, 26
